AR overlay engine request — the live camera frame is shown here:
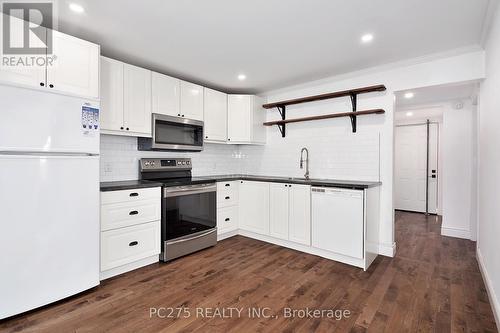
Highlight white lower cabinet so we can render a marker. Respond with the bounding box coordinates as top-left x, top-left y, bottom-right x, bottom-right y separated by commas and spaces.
269, 183, 311, 245
238, 181, 270, 235
215, 180, 378, 270
269, 183, 289, 240
100, 187, 161, 280
288, 184, 311, 245
101, 221, 160, 271
217, 206, 238, 234
216, 181, 239, 236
